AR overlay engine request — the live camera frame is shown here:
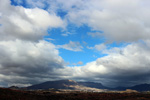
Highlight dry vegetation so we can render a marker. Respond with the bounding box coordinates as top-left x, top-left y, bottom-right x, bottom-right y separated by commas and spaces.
0, 88, 150, 100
